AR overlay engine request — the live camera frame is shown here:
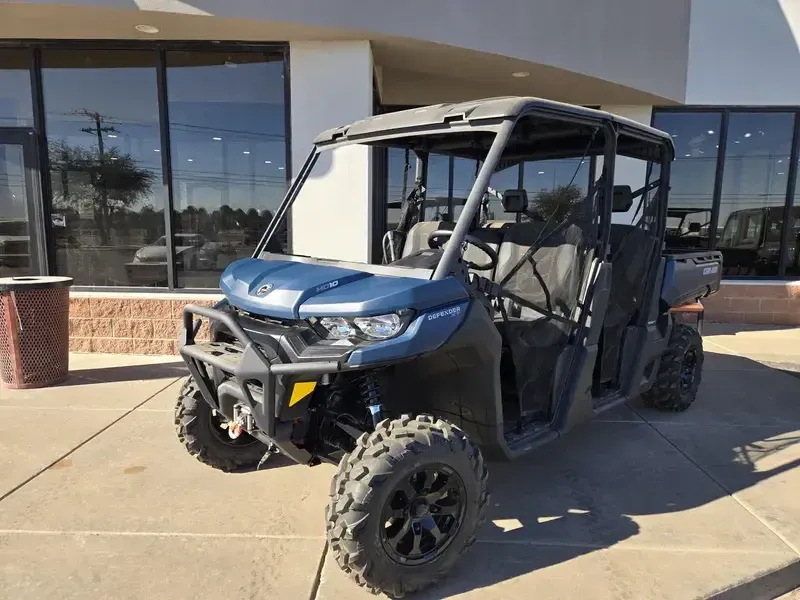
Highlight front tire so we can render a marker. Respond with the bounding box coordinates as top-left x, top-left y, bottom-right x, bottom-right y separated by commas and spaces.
174, 377, 266, 471
326, 414, 489, 598
643, 323, 704, 411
